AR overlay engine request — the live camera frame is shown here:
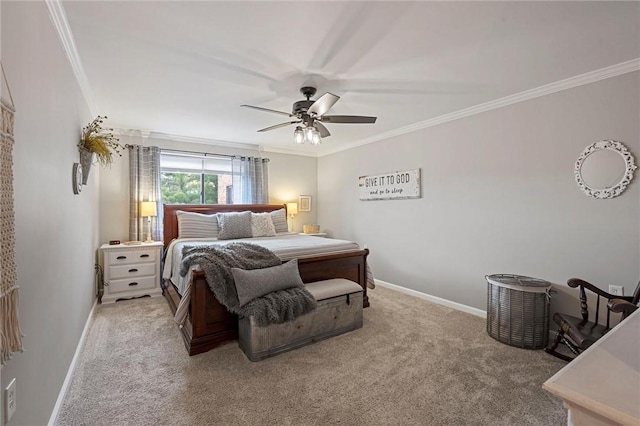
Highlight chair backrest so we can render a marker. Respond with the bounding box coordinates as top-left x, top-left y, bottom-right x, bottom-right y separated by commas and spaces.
567, 278, 639, 330
631, 280, 640, 306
